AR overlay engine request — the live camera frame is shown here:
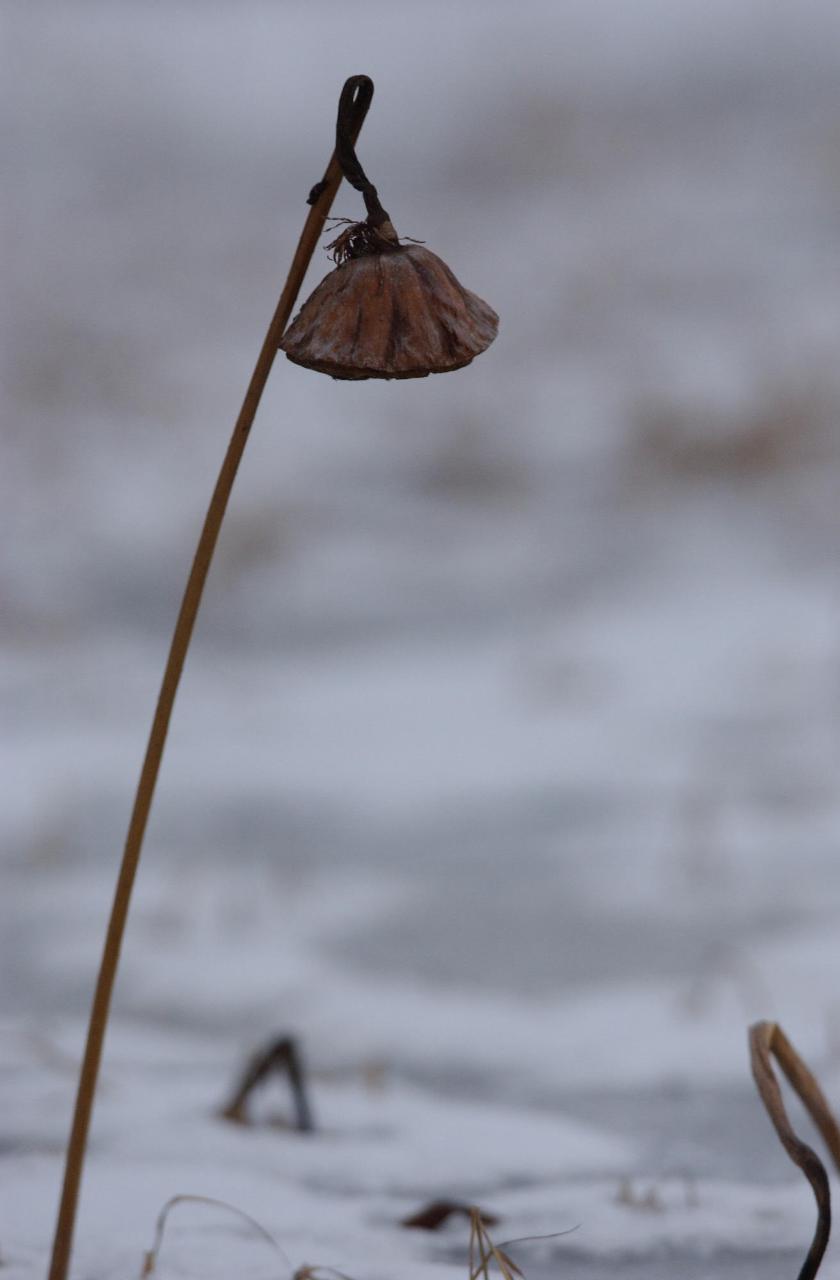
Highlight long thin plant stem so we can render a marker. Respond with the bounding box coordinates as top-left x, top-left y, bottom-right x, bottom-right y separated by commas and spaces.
749, 1020, 840, 1280
47, 77, 373, 1280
